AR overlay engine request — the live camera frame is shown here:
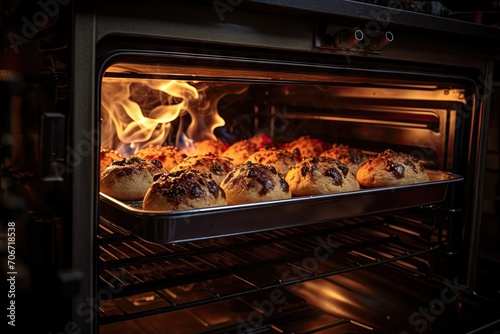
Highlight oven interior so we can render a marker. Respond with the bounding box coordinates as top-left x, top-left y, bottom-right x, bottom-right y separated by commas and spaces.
95, 53, 500, 333
100, 56, 471, 170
